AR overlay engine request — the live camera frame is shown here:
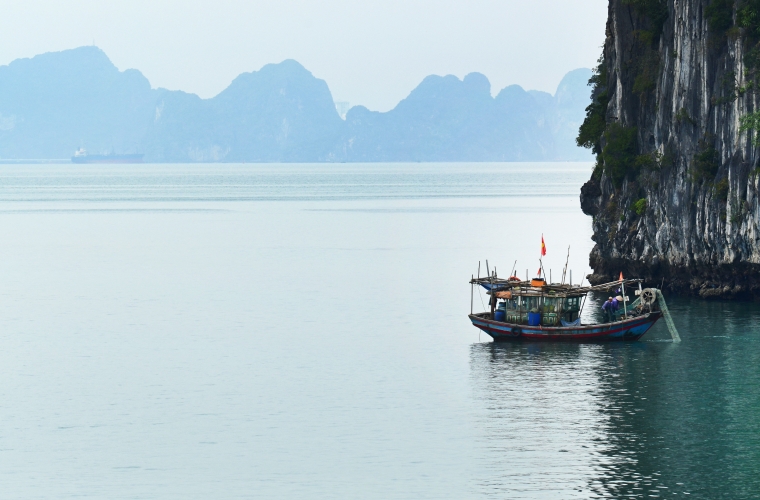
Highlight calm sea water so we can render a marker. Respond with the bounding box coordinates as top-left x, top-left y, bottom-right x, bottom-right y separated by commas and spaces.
0, 163, 757, 499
